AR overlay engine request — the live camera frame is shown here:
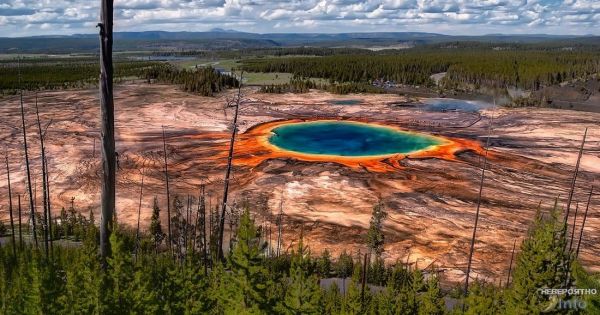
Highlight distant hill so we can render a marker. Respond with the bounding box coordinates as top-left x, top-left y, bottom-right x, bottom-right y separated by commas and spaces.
0, 31, 597, 53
